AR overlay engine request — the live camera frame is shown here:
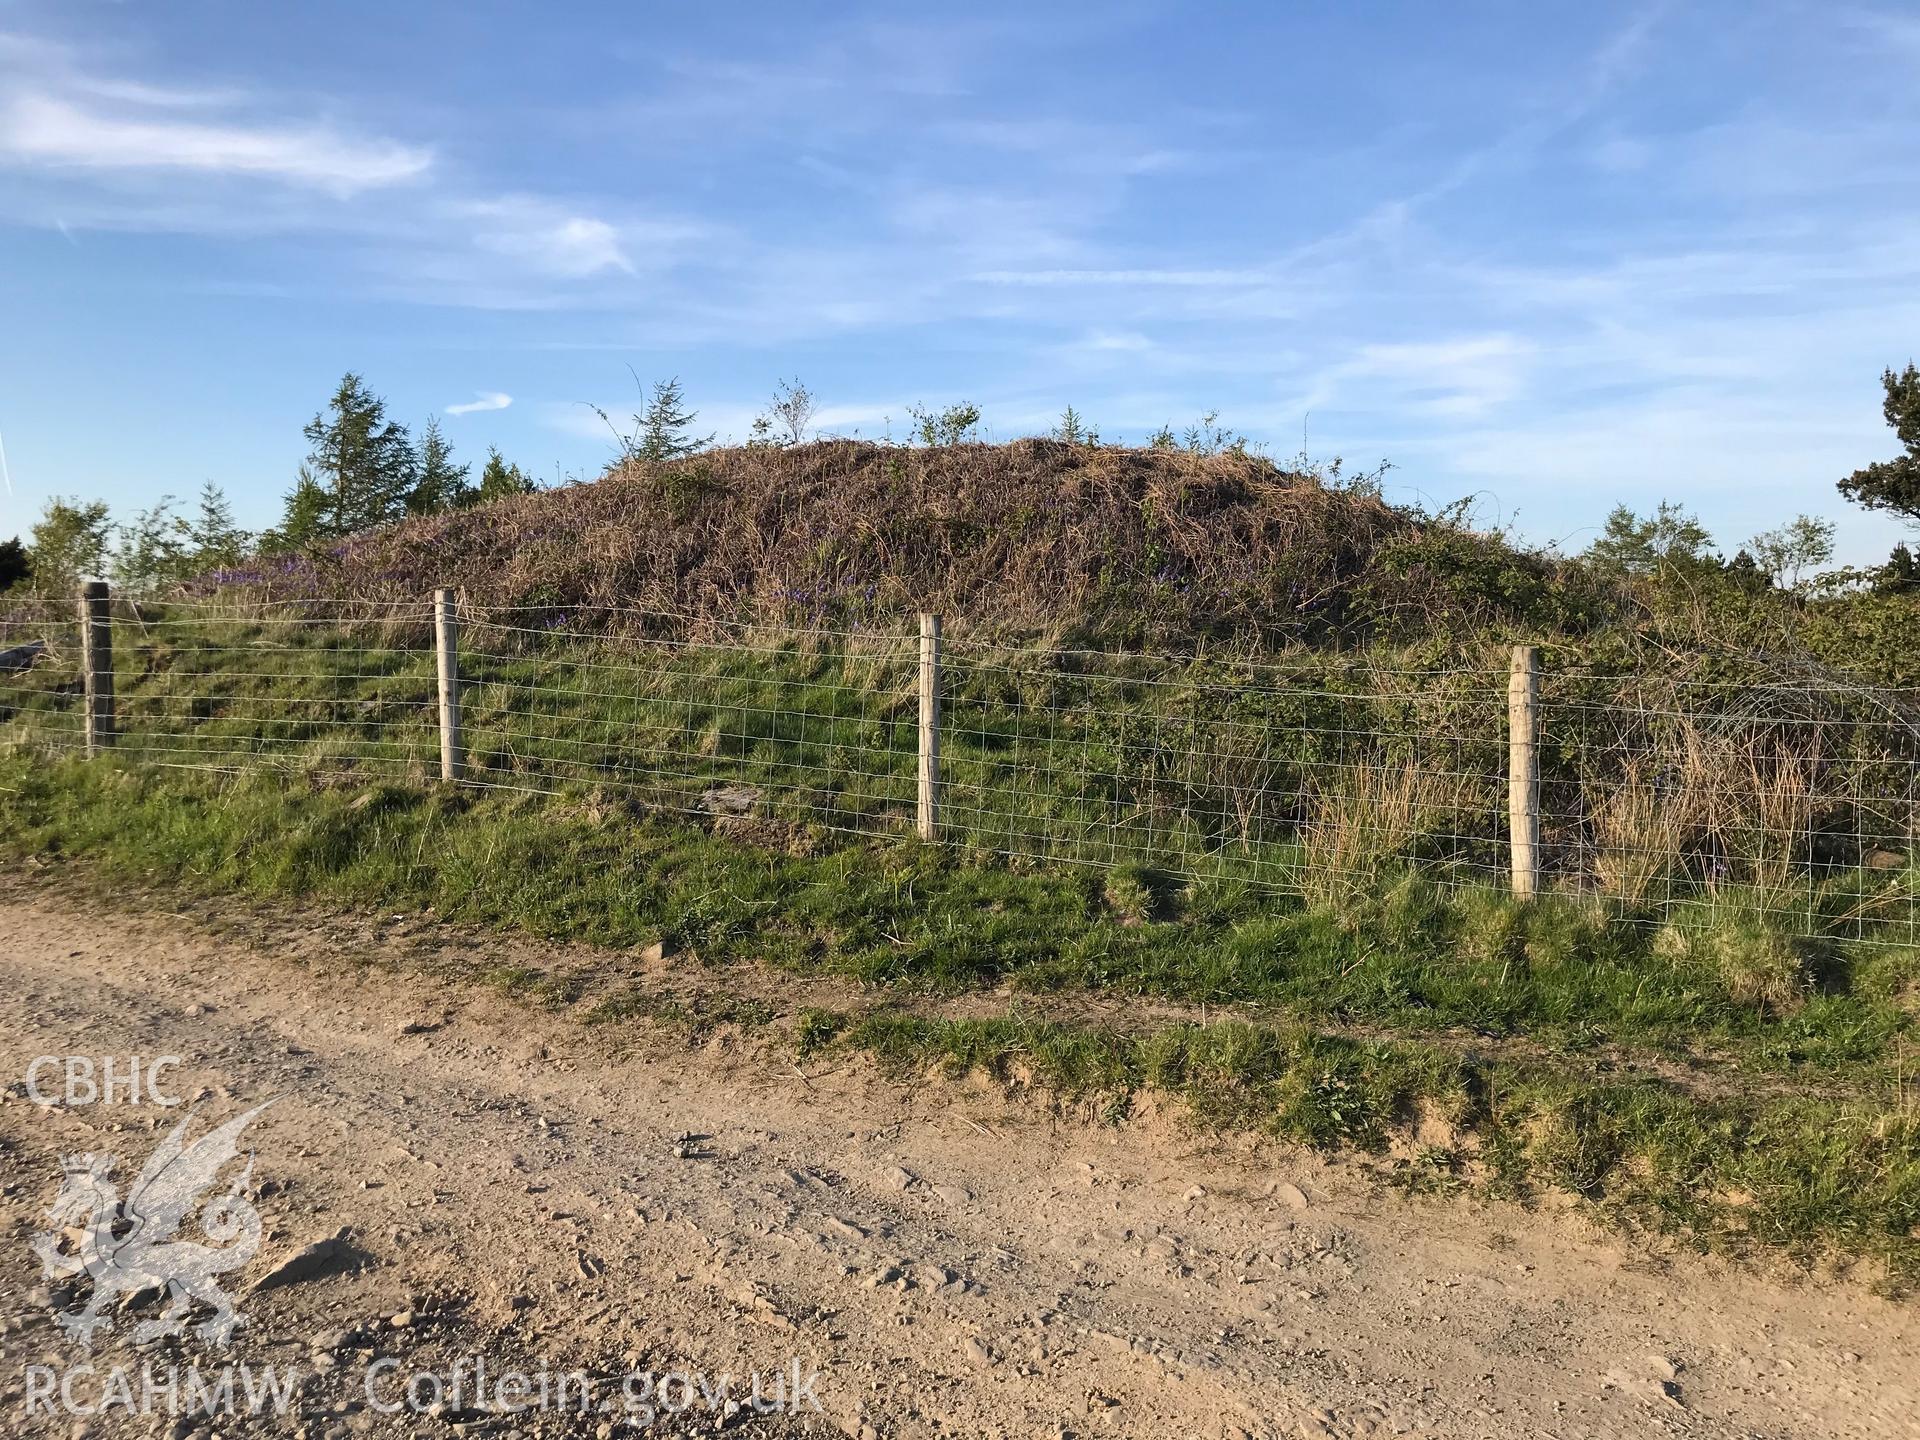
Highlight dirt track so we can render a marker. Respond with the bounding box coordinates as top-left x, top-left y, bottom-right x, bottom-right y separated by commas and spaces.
1, 886, 1916, 1438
